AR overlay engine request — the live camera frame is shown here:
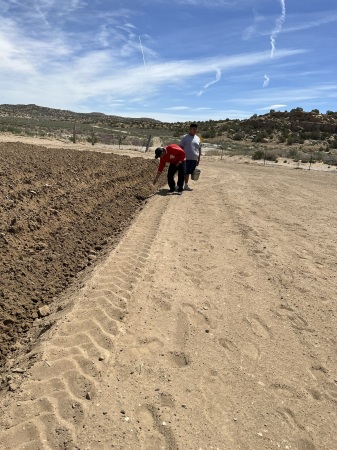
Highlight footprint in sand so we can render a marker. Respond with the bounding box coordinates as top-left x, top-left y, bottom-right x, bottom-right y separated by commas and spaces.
167, 351, 190, 368
174, 303, 213, 348
181, 303, 212, 329
198, 369, 237, 446
239, 340, 261, 375
246, 313, 272, 338
136, 404, 178, 450
297, 438, 317, 450
275, 409, 317, 450
275, 304, 309, 331
323, 381, 337, 402
270, 382, 302, 400
218, 337, 240, 364
276, 407, 305, 431
218, 334, 260, 375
